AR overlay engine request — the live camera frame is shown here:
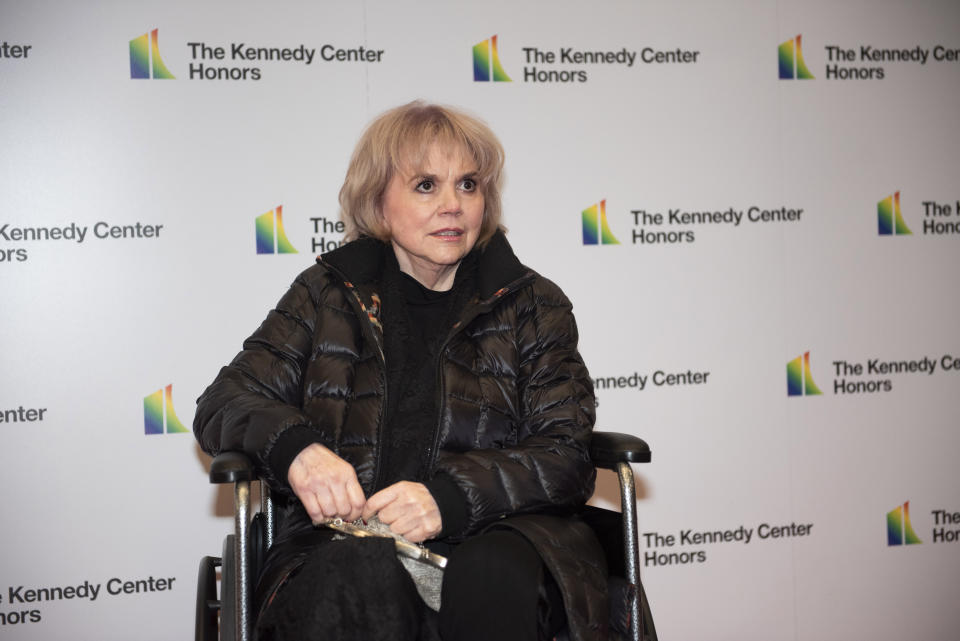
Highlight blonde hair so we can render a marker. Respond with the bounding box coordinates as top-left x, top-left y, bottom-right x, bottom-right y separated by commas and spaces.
339, 101, 505, 246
